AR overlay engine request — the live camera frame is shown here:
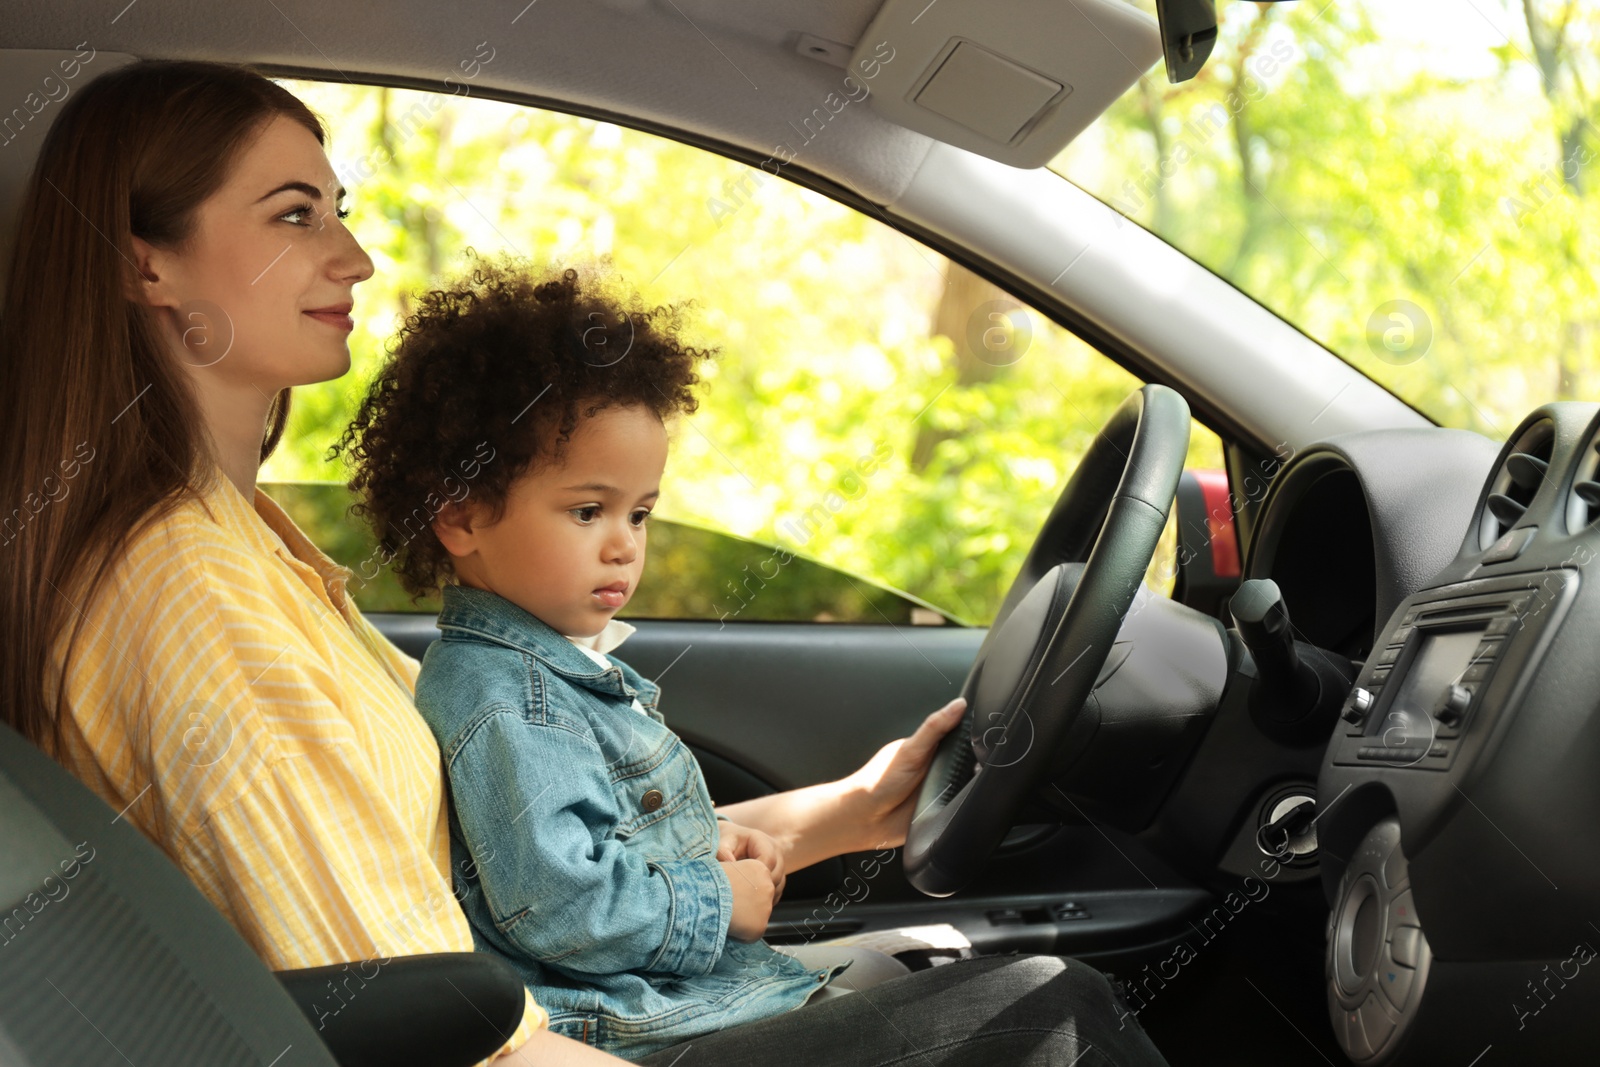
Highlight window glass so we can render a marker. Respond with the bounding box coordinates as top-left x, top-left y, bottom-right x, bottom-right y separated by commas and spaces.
264, 482, 951, 624
269, 79, 1224, 624
1052, 0, 1599, 435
